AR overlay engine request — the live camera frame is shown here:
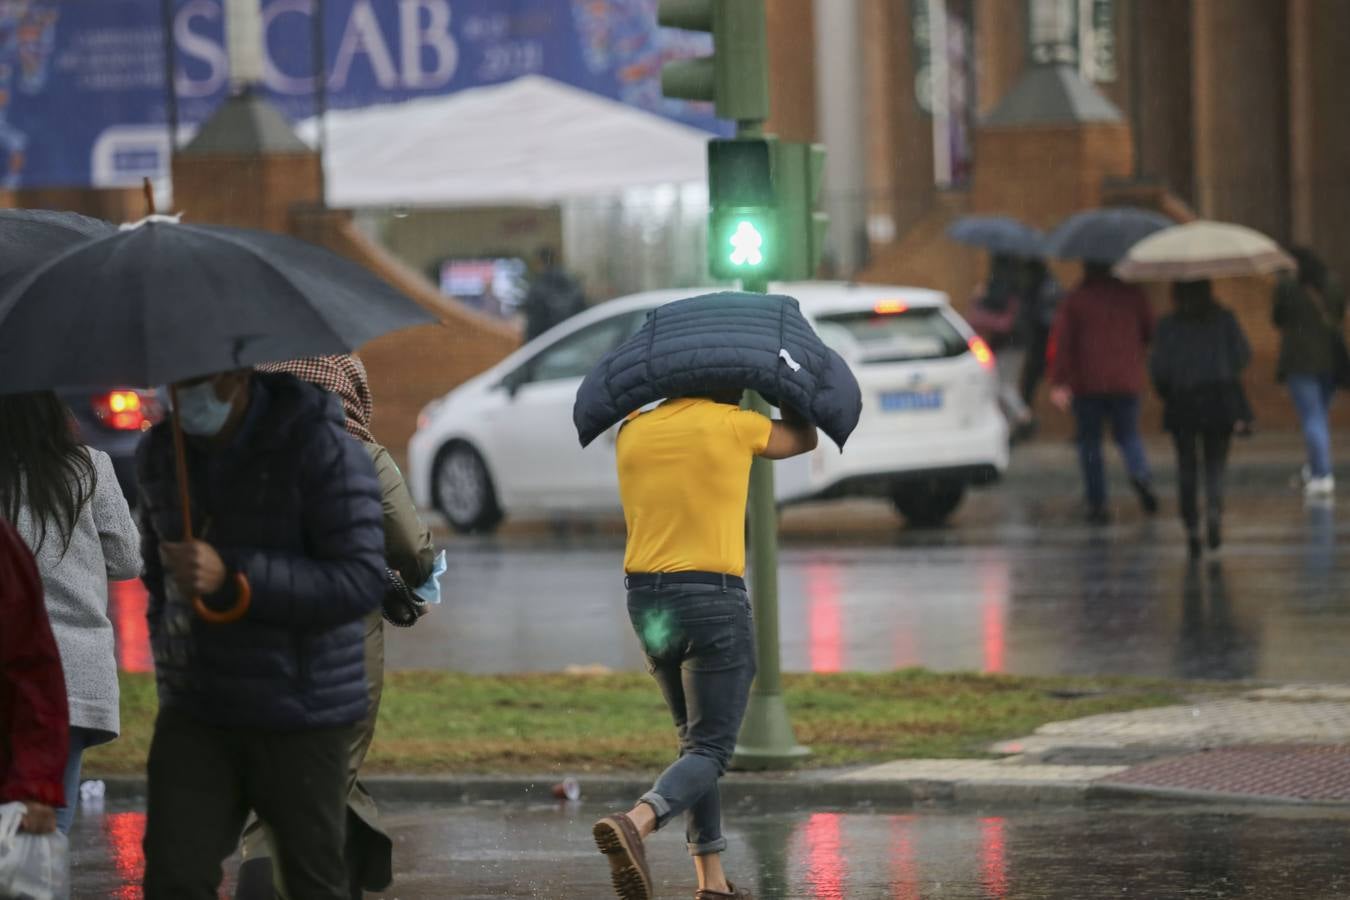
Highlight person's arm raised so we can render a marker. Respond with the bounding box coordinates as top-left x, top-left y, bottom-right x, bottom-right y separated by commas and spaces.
761, 404, 819, 460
